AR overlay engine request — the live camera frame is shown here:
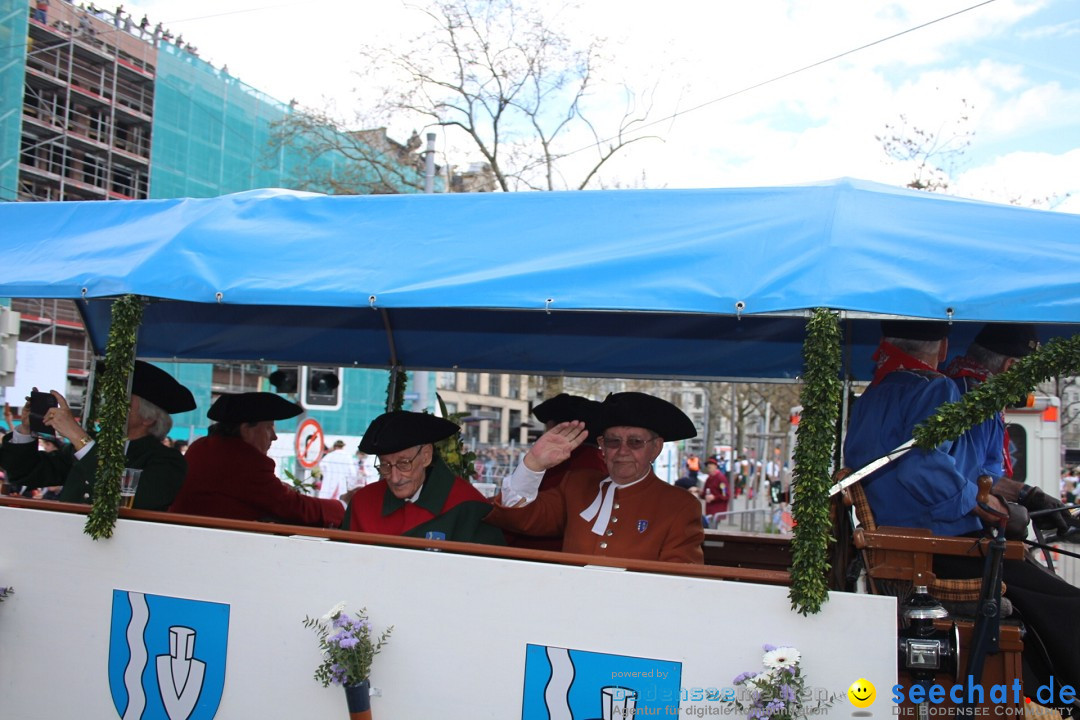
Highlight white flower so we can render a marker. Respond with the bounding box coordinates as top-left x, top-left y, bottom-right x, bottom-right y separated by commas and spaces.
743, 671, 774, 690
762, 646, 801, 670
321, 601, 347, 623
